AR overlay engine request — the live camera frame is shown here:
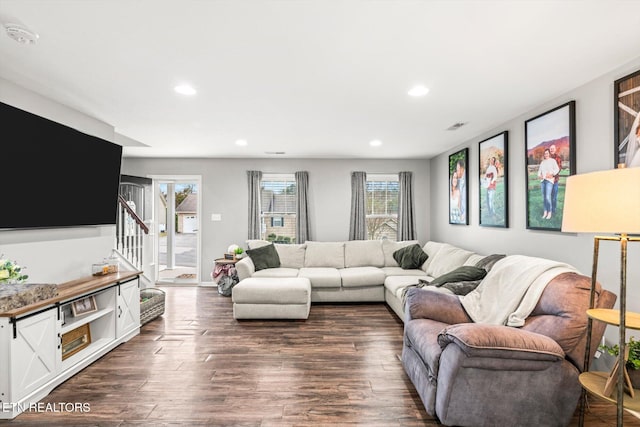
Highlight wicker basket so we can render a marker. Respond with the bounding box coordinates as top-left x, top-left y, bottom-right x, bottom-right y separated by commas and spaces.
140, 288, 165, 325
